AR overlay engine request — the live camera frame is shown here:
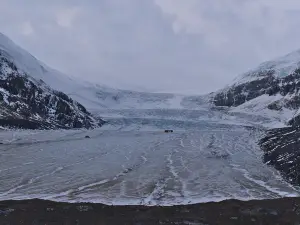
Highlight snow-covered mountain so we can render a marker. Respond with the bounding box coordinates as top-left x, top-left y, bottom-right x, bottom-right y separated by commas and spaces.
0, 33, 104, 129
212, 50, 300, 127
0, 32, 214, 130
209, 50, 300, 186
4, 30, 300, 130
